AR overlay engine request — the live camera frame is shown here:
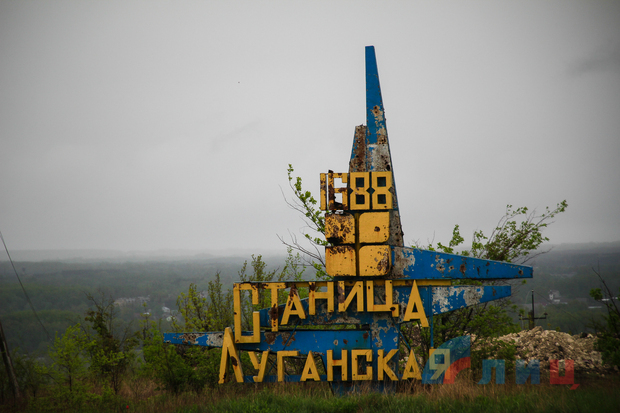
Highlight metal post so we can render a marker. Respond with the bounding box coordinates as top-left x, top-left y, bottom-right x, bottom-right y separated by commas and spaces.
0, 317, 21, 400
529, 290, 535, 330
